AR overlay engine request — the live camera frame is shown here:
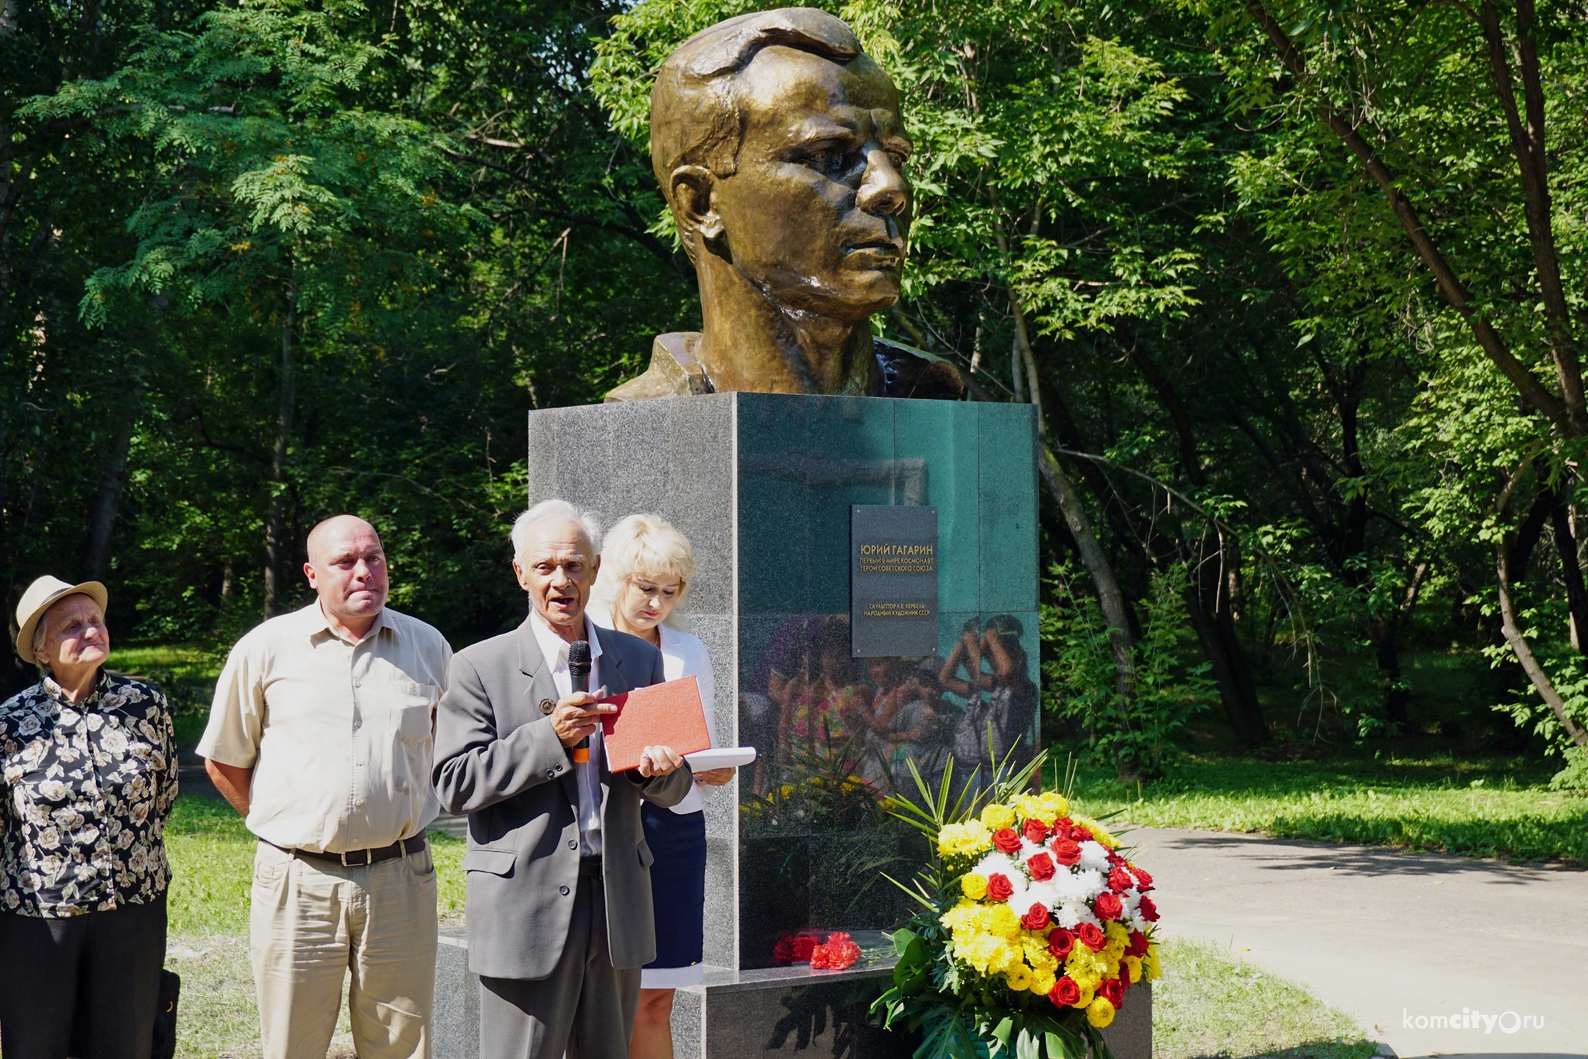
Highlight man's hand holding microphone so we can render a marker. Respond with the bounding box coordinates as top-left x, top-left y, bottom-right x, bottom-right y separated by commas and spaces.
553, 639, 683, 779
